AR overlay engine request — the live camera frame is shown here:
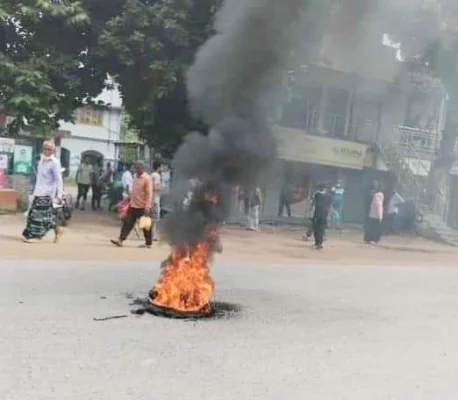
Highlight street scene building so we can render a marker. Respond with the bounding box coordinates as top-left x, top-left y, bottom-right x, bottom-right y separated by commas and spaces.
236, 20, 457, 246
59, 86, 123, 176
